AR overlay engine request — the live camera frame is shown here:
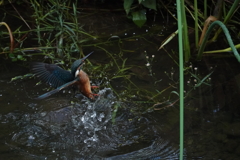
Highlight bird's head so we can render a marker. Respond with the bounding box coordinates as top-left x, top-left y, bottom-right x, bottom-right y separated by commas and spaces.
71, 51, 93, 77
